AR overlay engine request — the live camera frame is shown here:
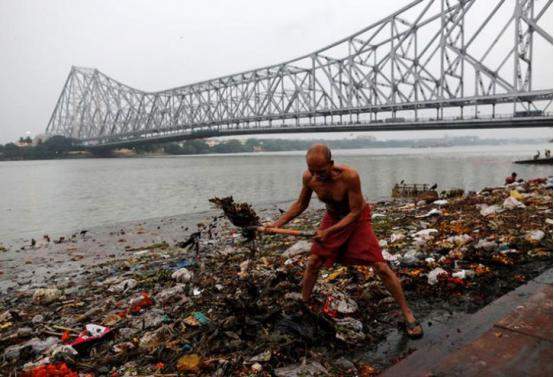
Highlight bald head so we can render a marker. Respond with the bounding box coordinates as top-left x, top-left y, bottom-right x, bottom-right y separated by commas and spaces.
306, 144, 332, 163
306, 144, 334, 181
